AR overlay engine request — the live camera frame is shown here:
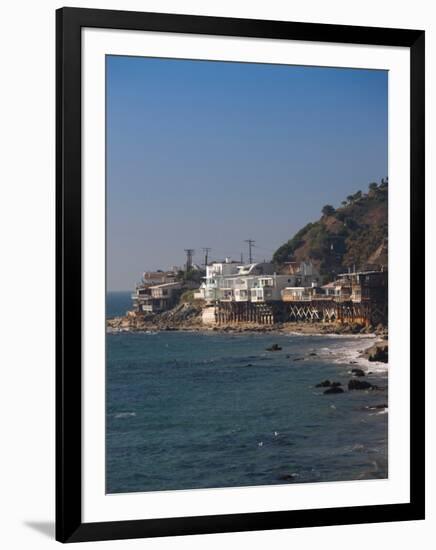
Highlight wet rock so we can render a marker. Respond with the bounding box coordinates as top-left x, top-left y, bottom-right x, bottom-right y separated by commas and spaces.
308, 352, 317, 356
368, 345, 388, 363
351, 368, 366, 377
324, 386, 344, 394
316, 380, 331, 388
293, 357, 304, 362
348, 379, 375, 391
277, 473, 299, 481
266, 344, 282, 351
316, 380, 342, 388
